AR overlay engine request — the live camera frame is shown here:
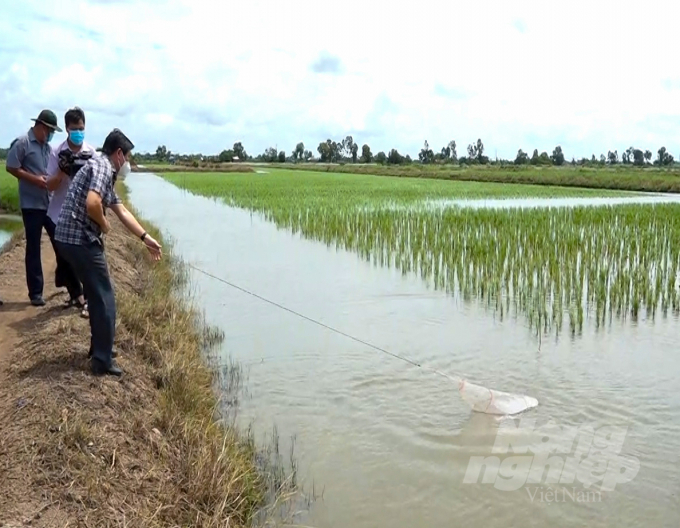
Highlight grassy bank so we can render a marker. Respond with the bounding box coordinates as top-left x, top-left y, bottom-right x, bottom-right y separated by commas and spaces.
133, 163, 255, 174
0, 167, 19, 213
0, 185, 293, 526
263, 163, 680, 194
